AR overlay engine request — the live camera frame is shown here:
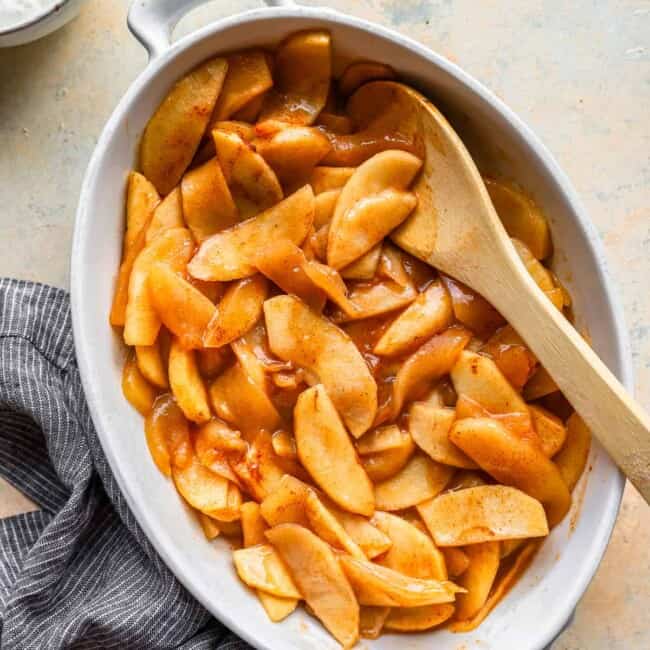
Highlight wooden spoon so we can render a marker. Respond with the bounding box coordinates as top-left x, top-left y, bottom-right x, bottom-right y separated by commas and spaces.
362, 81, 650, 502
